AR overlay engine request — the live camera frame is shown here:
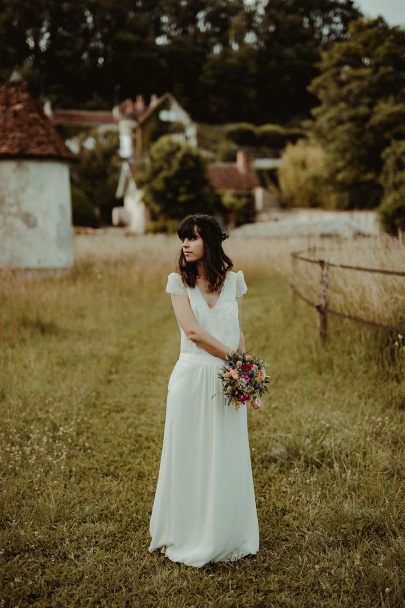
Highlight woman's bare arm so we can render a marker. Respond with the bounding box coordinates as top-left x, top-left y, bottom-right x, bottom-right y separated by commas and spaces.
236, 296, 246, 353
170, 294, 233, 360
